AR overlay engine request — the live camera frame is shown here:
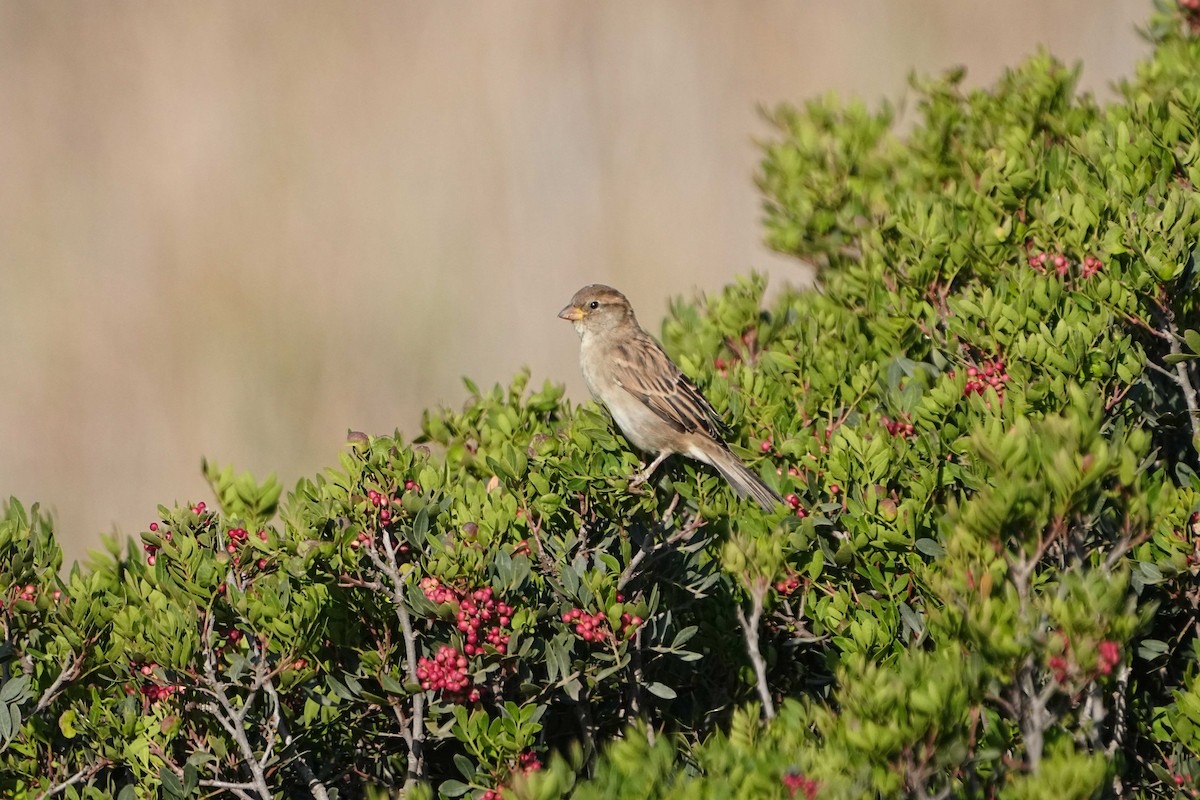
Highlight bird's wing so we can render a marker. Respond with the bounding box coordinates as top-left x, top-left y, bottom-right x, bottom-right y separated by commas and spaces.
610, 333, 726, 441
